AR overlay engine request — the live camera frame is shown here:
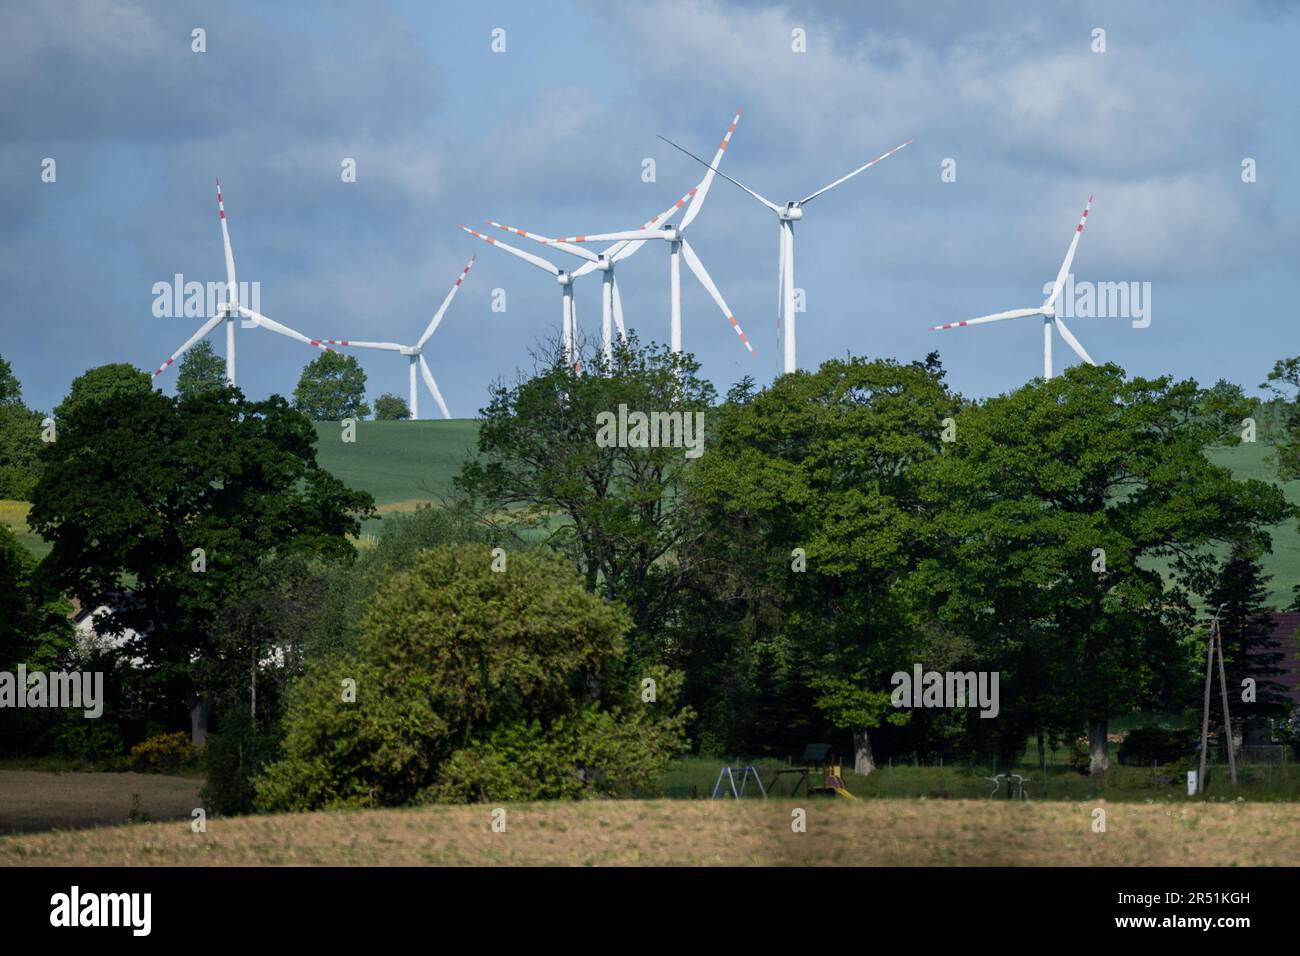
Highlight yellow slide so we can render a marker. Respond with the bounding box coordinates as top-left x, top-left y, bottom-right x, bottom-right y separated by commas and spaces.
832, 787, 857, 799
